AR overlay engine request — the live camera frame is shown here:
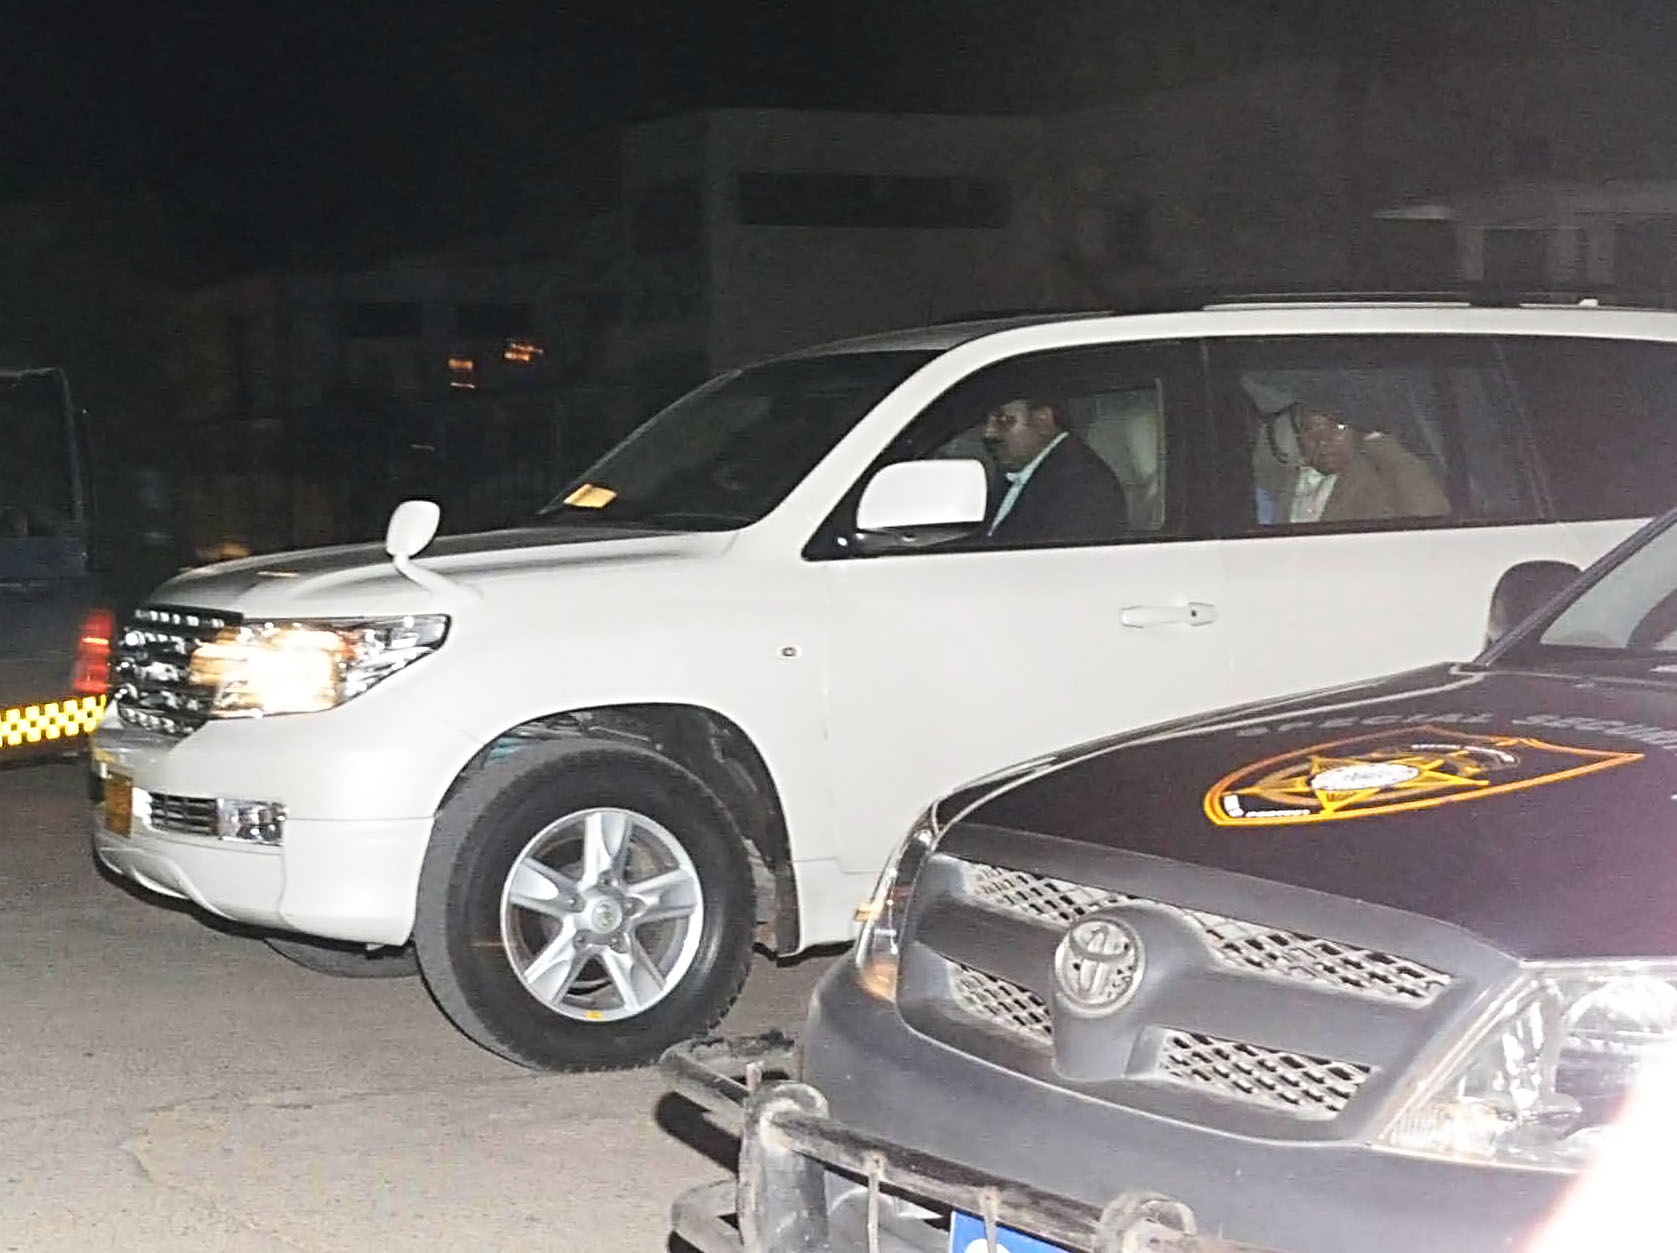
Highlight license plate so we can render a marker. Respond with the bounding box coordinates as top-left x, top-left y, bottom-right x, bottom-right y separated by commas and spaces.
104, 772, 133, 837
949, 1212, 1070, 1253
